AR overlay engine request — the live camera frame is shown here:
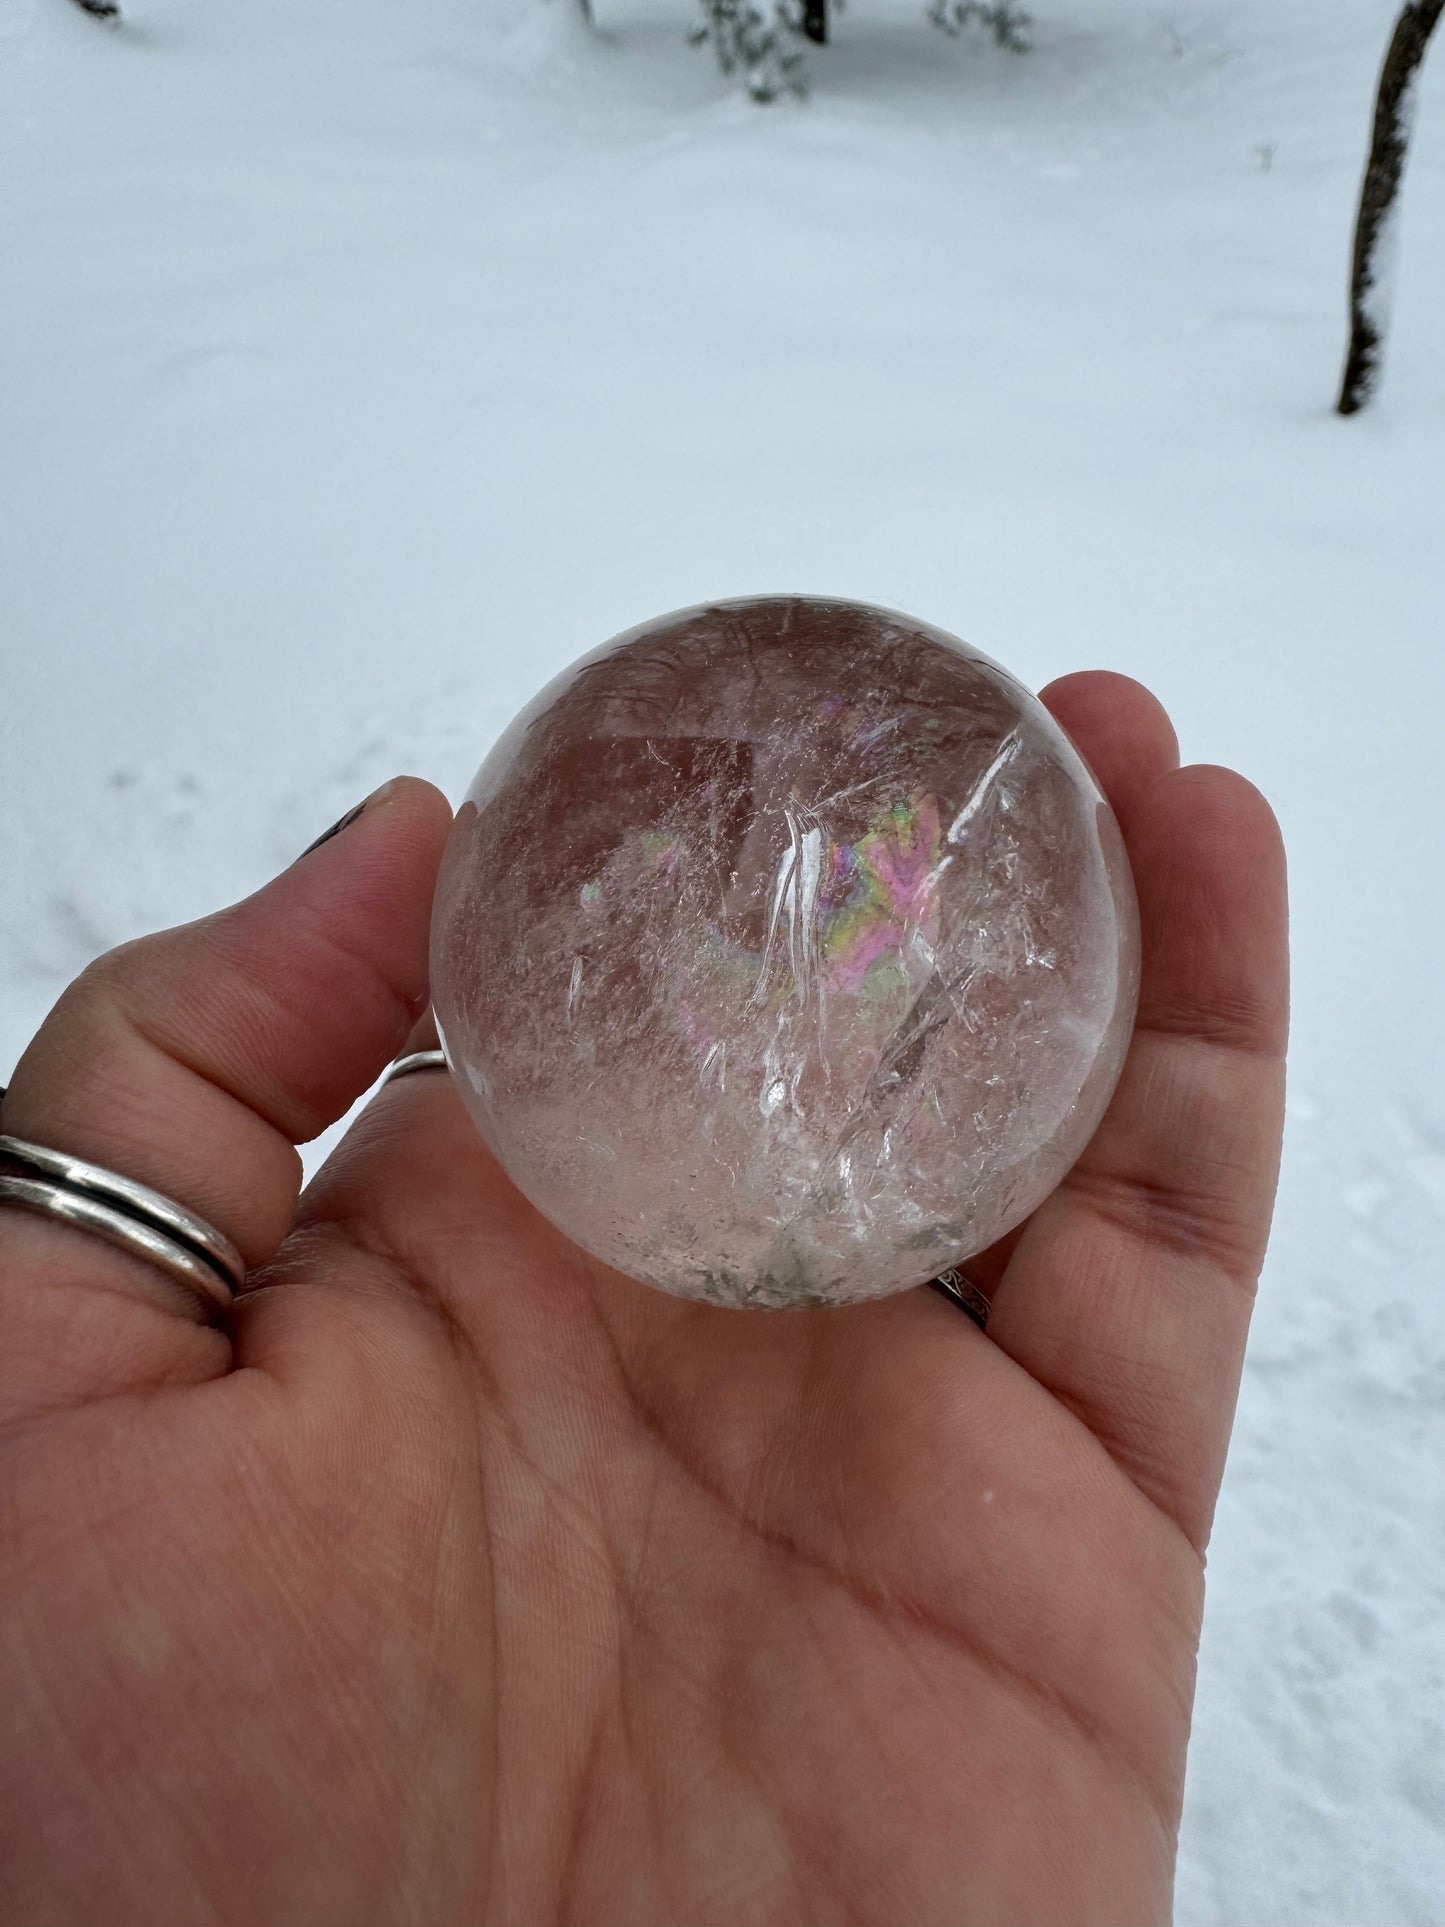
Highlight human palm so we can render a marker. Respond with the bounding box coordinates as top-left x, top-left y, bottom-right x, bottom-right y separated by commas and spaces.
0, 674, 1287, 1927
